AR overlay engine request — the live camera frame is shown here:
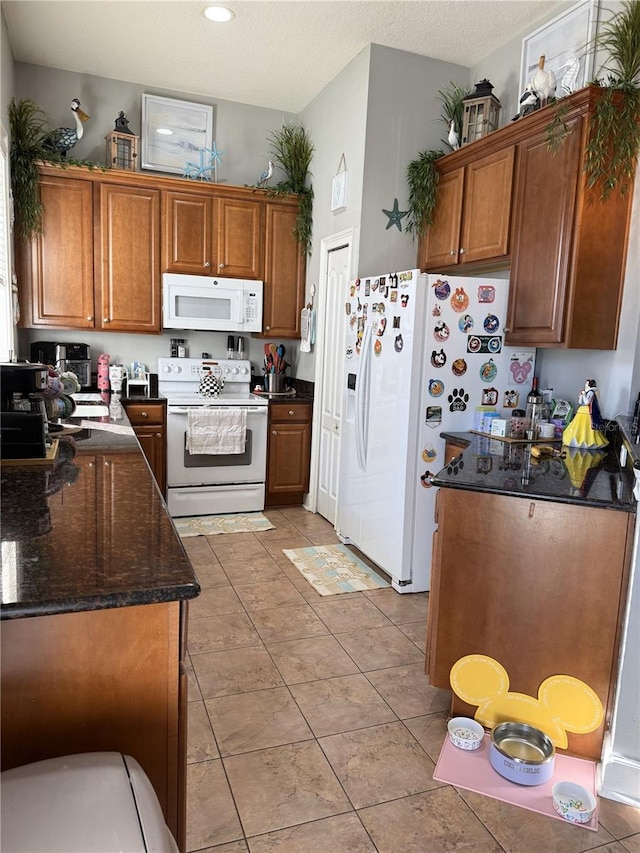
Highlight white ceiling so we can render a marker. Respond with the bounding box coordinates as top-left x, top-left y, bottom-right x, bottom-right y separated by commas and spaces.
3, 0, 565, 113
